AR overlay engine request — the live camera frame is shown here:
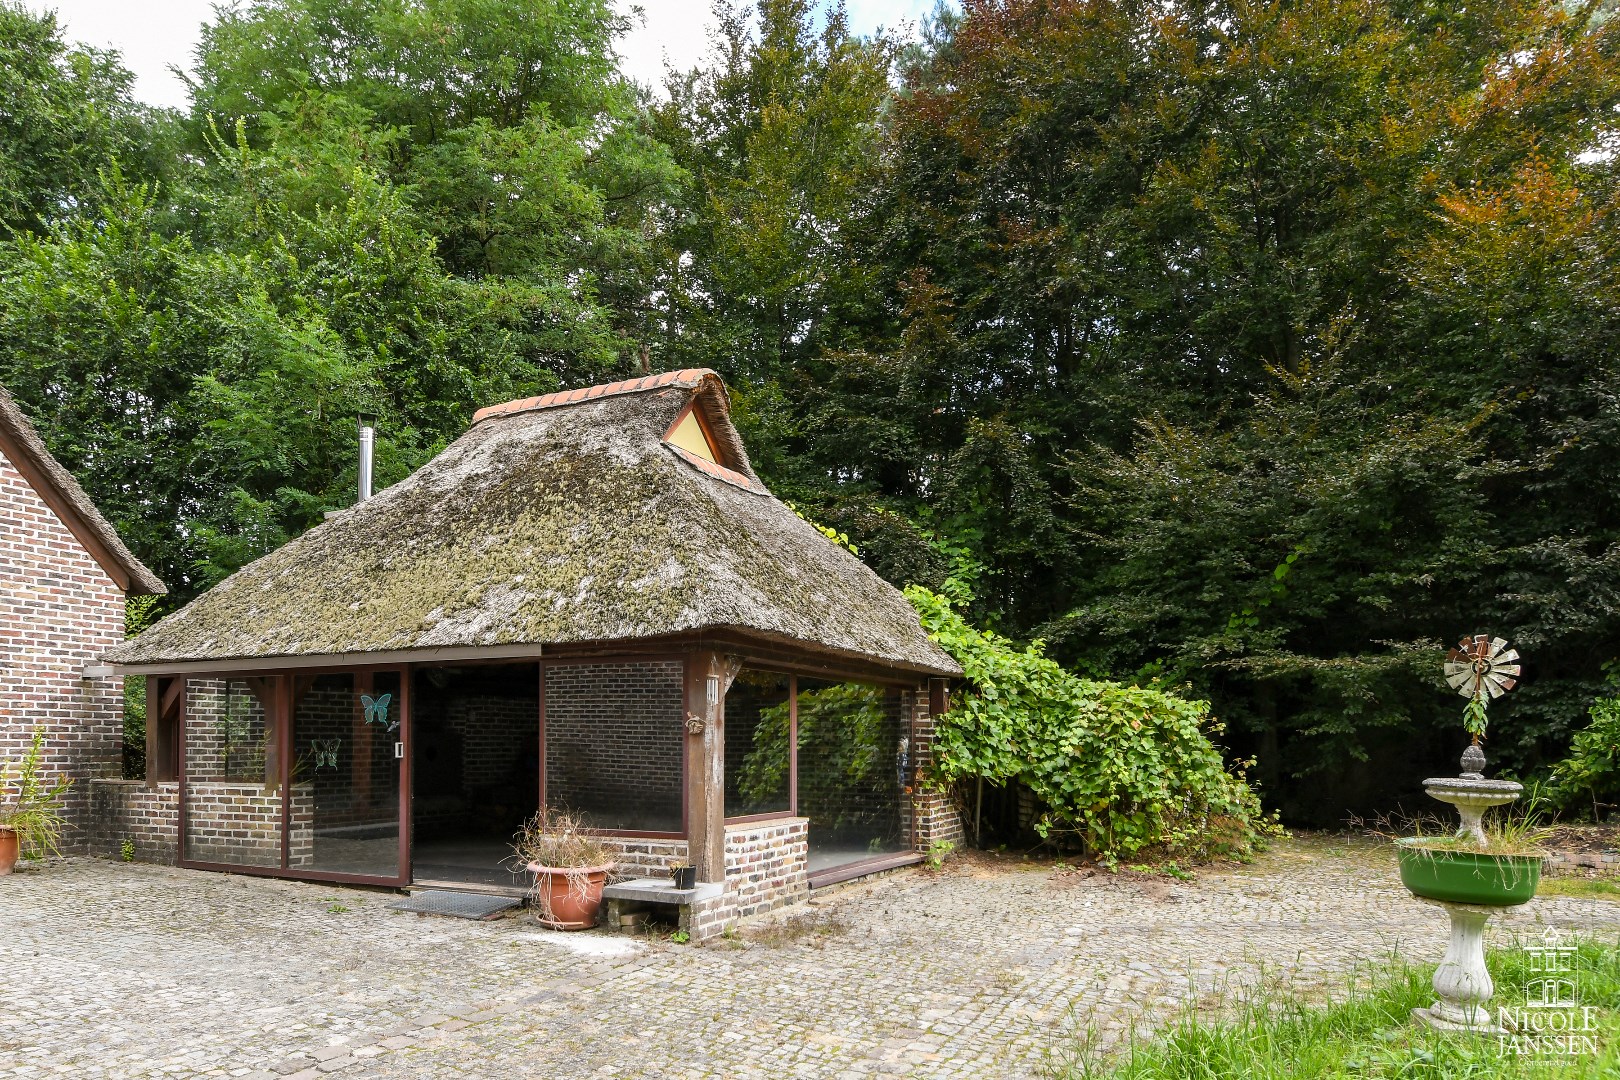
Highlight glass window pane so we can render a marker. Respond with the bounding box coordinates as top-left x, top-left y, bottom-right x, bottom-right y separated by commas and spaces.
293, 671, 401, 878
183, 678, 280, 867
797, 680, 909, 874
411, 663, 539, 887
543, 661, 683, 832
725, 670, 792, 817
